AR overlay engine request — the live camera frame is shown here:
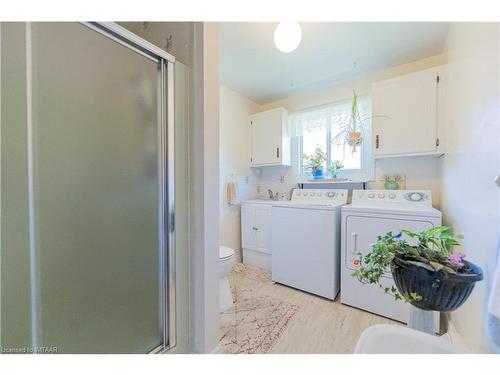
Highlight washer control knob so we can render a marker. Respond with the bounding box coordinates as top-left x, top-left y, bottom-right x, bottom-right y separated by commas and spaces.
378, 193, 385, 198
296, 191, 301, 196
303, 192, 308, 196
327, 191, 335, 198
410, 192, 423, 201
310, 192, 315, 196
389, 193, 396, 199
317, 192, 322, 197
368, 193, 375, 198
